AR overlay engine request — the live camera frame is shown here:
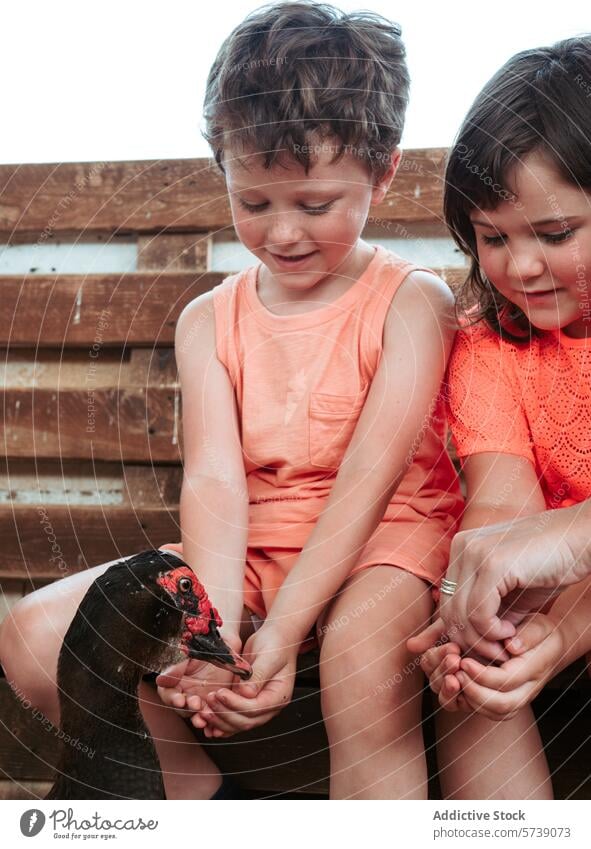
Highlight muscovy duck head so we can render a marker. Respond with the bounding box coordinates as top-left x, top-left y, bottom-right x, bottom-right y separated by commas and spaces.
156, 558, 252, 679
90, 550, 251, 680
